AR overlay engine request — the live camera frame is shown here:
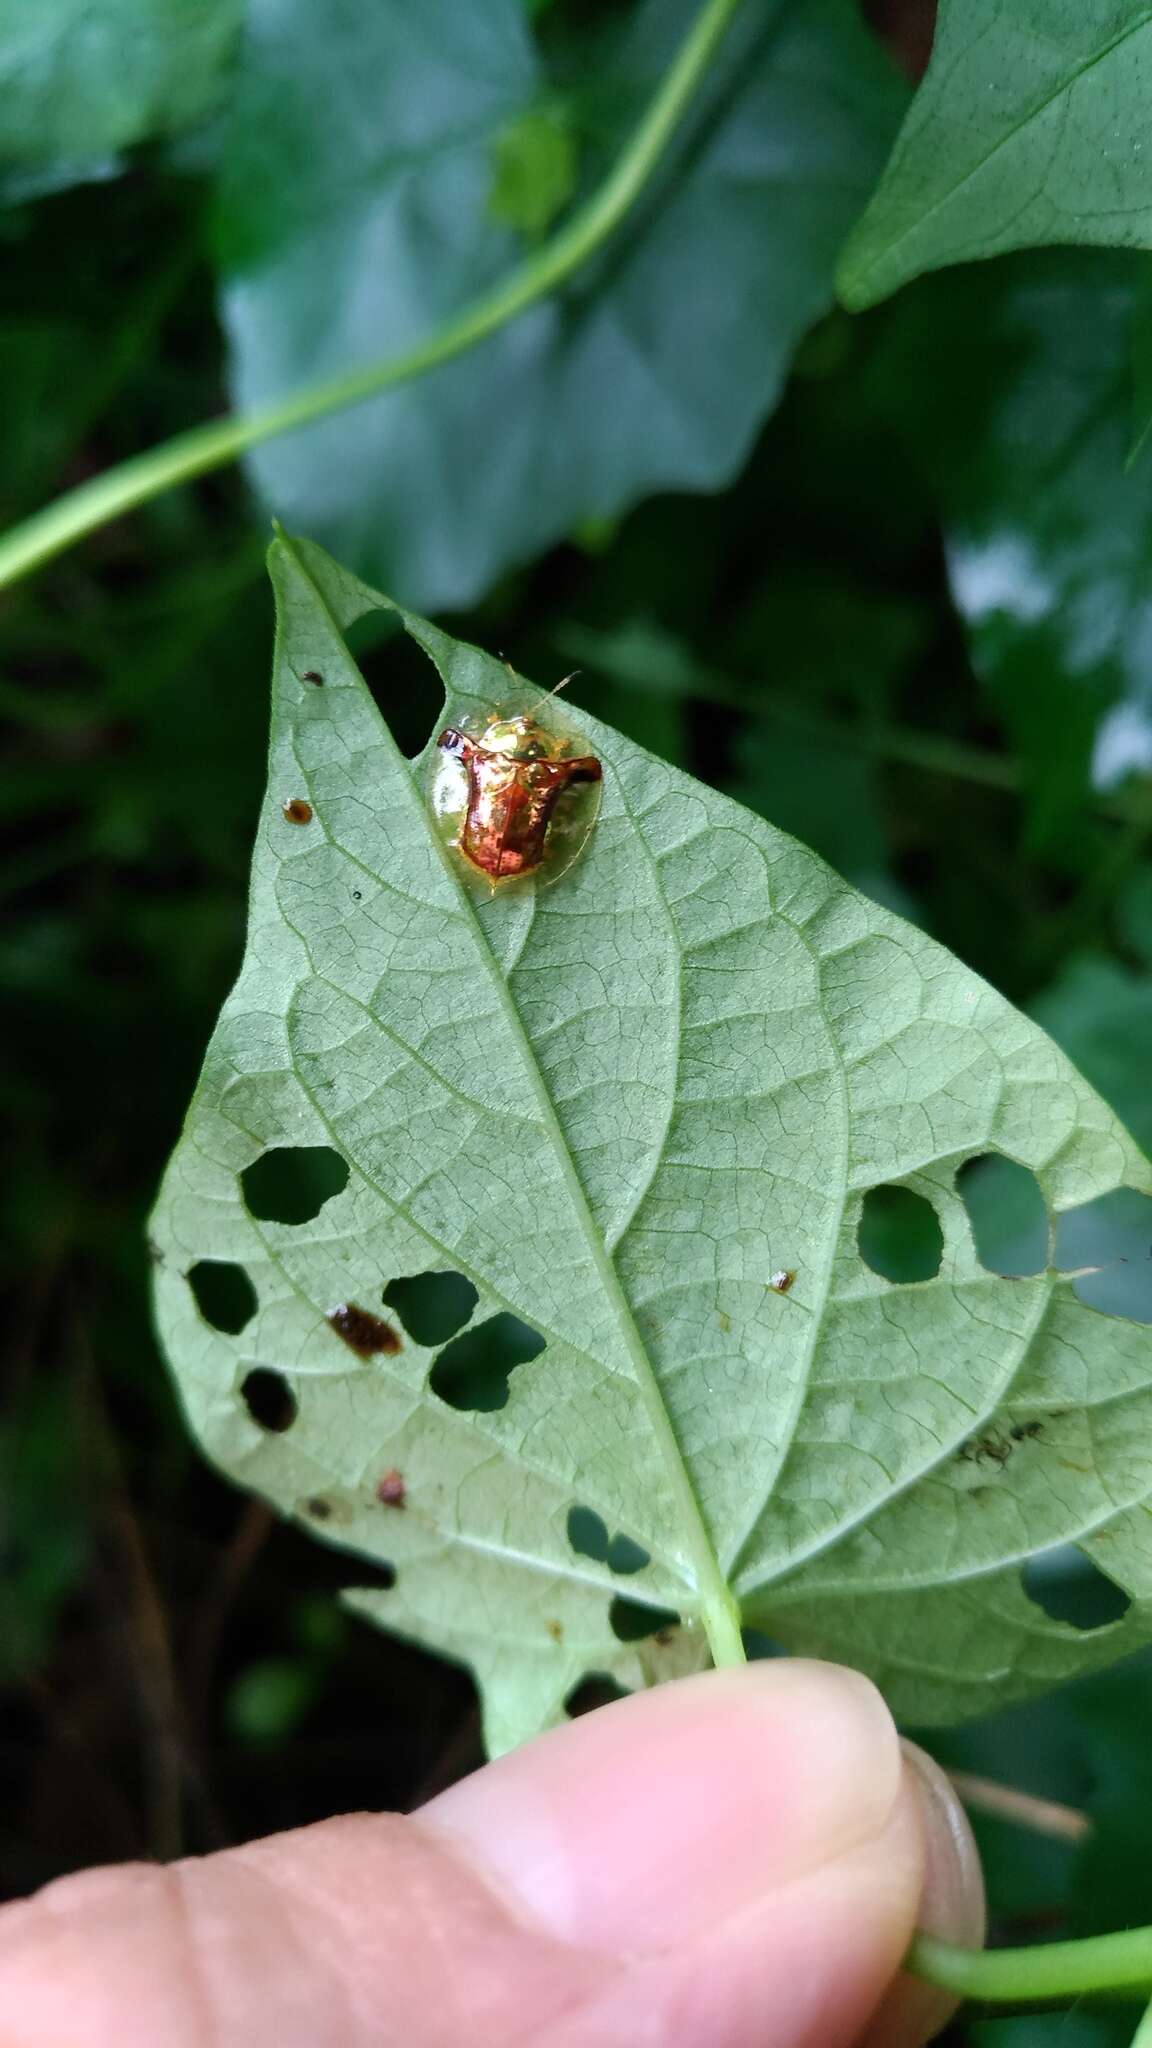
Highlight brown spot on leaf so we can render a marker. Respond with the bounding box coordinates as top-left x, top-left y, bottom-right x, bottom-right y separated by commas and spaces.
306, 1497, 332, 1520
546, 1618, 564, 1643
376, 1468, 406, 1508
958, 1430, 1012, 1467
653, 1627, 676, 1647
717, 1310, 731, 1333
282, 797, 313, 824
327, 1302, 402, 1357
